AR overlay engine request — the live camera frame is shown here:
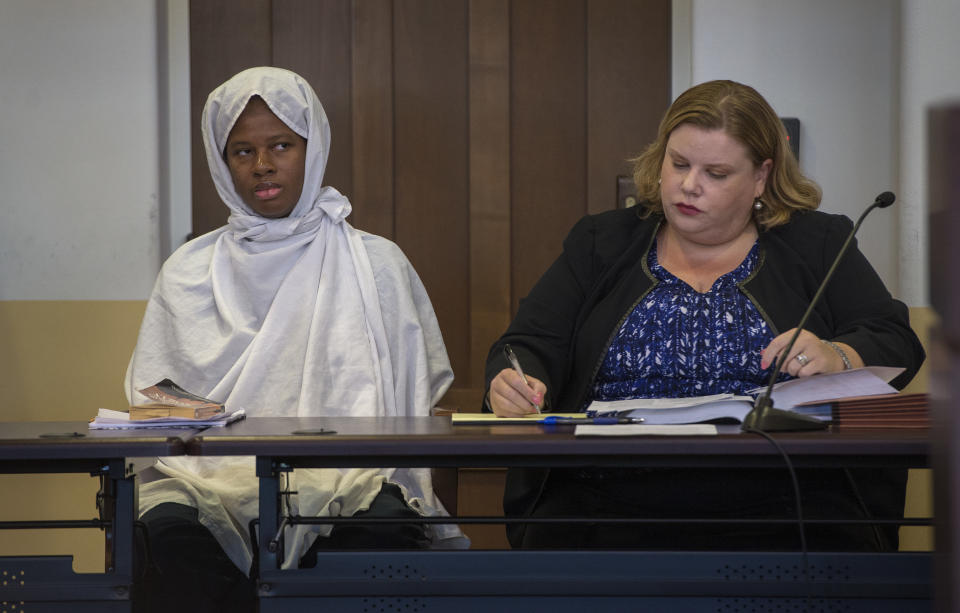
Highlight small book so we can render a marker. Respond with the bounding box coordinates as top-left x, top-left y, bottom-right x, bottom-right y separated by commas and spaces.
90, 407, 245, 429
129, 403, 225, 420
130, 379, 224, 421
